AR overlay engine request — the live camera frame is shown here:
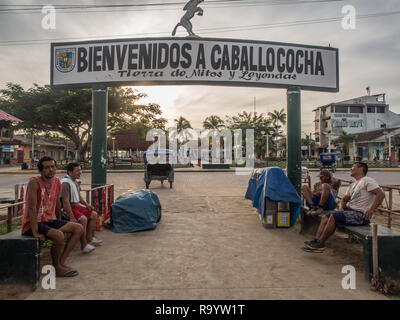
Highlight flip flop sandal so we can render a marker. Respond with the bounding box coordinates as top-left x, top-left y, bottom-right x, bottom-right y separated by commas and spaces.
302, 247, 325, 253
57, 270, 79, 277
